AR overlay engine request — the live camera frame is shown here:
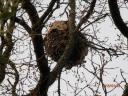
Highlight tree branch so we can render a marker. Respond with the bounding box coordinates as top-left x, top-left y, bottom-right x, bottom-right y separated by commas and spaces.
22, 0, 39, 26
33, 0, 60, 30
49, 0, 77, 86
108, 0, 128, 38
76, 0, 96, 31
9, 60, 19, 96
14, 17, 32, 33
39, 0, 60, 24
48, 0, 96, 87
